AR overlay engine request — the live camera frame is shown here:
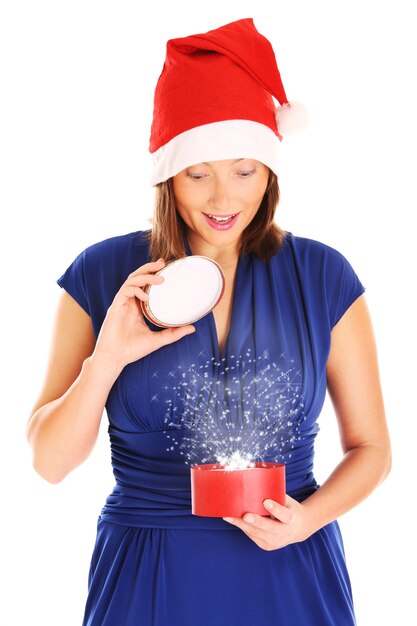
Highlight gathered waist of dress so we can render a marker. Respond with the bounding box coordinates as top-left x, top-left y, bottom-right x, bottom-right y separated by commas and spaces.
98, 476, 320, 530
99, 424, 320, 528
